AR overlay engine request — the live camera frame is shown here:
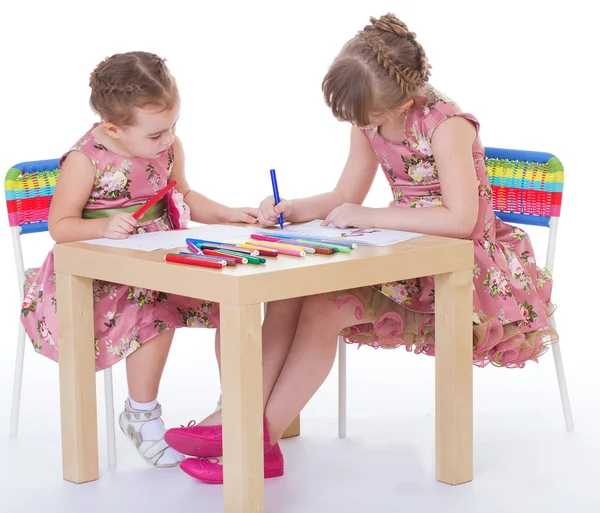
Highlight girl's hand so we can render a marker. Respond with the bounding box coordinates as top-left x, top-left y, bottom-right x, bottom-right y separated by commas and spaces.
228, 207, 259, 224
257, 195, 293, 227
102, 212, 137, 239
322, 203, 374, 229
